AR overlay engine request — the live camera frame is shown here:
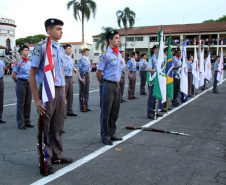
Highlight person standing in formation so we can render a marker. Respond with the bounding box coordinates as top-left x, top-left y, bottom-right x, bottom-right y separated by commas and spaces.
187, 55, 193, 97
0, 58, 6, 123
63, 44, 77, 117
119, 50, 127, 103
127, 52, 138, 99
29, 18, 73, 175
96, 30, 123, 145
76, 48, 92, 112
11, 45, 33, 130
213, 56, 220, 93
139, 53, 148, 95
